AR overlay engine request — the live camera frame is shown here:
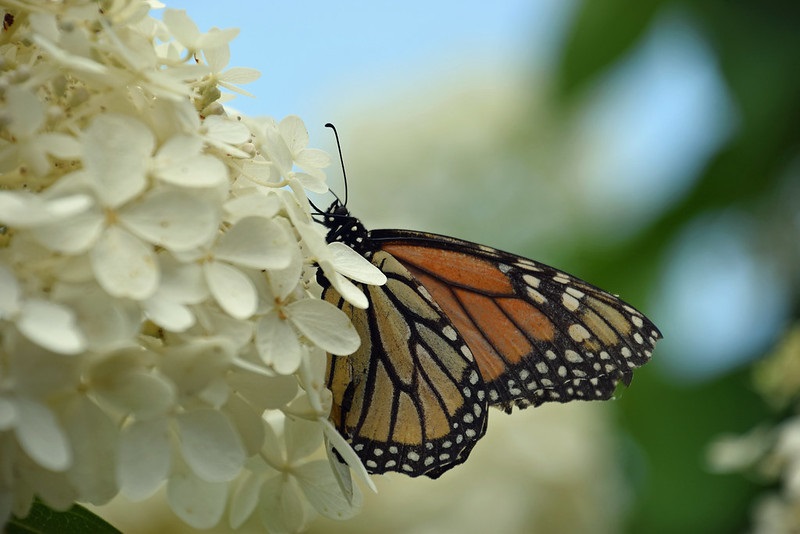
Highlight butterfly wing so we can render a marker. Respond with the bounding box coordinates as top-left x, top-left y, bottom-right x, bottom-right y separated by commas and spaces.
370, 229, 661, 412
322, 250, 489, 478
